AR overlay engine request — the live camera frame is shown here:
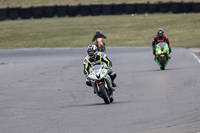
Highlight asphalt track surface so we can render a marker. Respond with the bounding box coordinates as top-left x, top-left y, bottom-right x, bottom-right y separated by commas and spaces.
0, 47, 200, 133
